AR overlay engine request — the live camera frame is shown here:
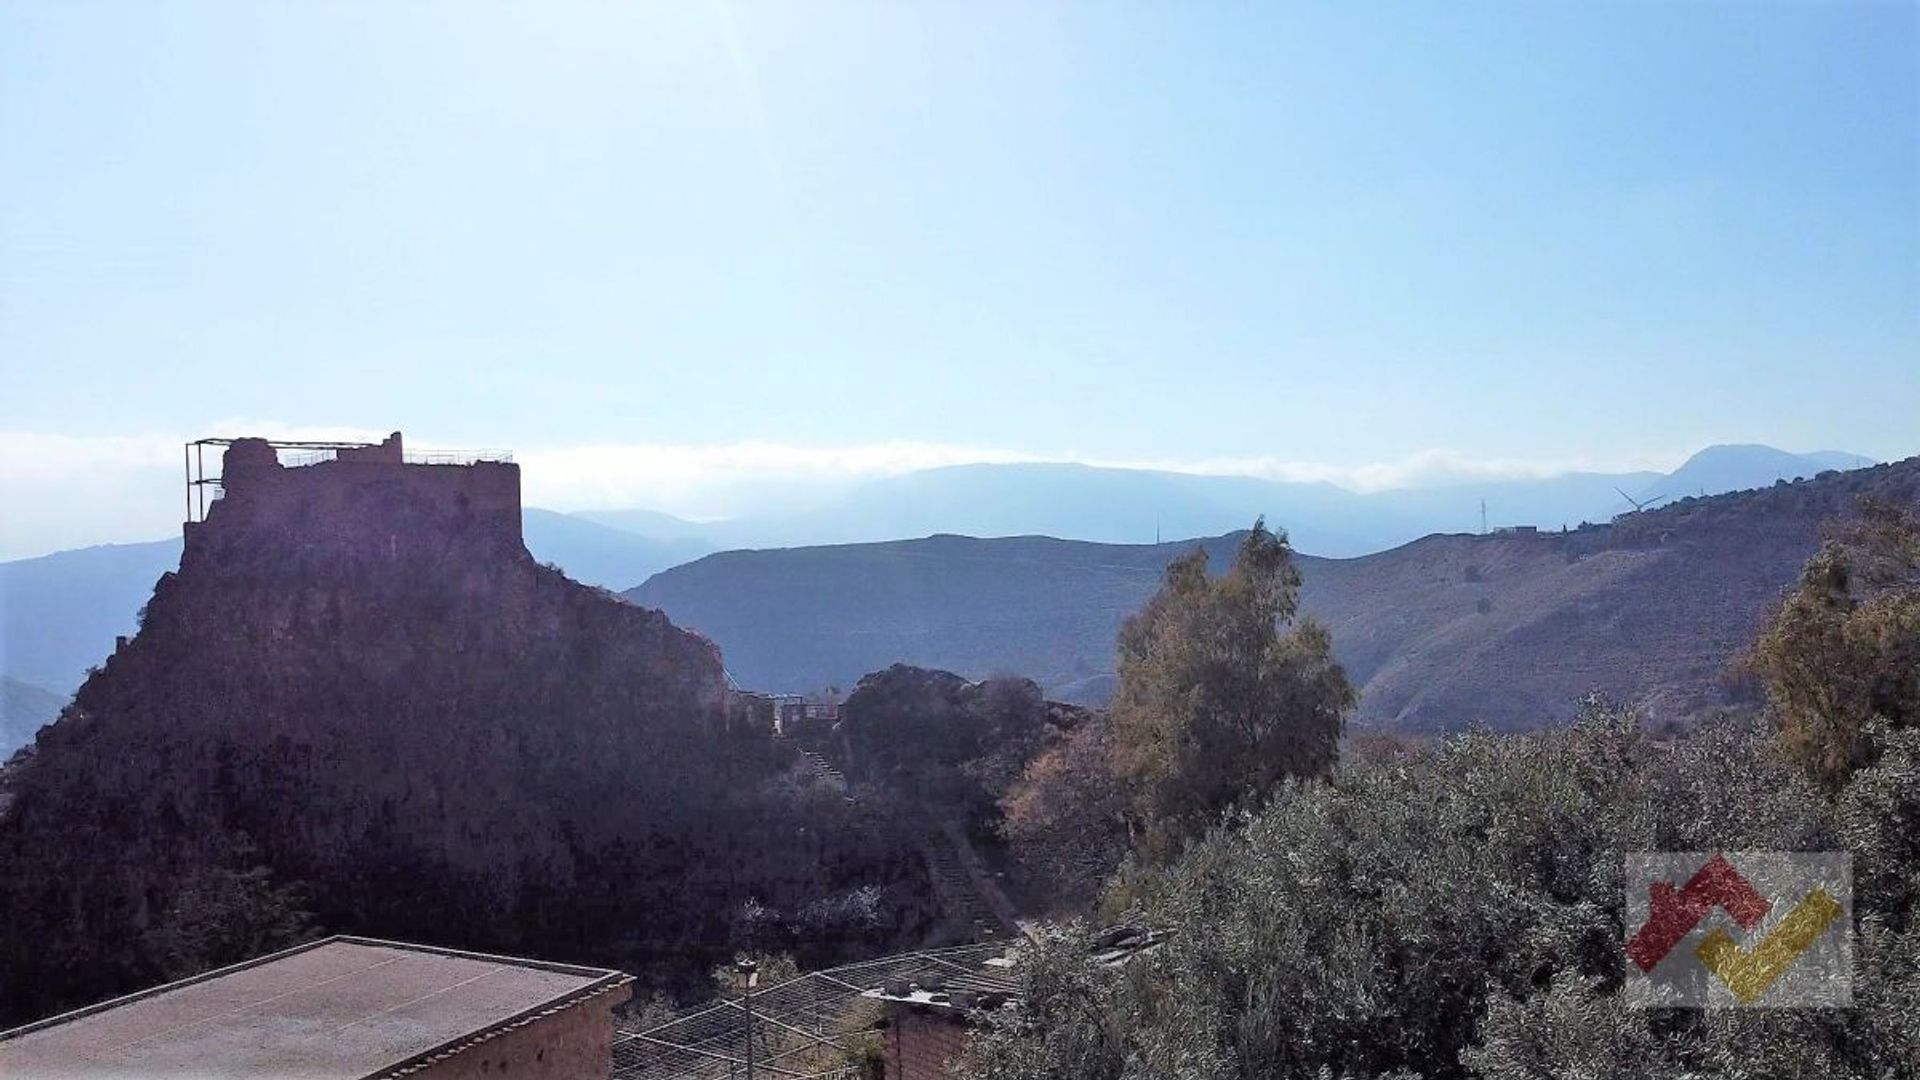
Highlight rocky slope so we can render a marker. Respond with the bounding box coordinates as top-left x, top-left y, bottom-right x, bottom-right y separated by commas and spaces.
0, 509, 705, 704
